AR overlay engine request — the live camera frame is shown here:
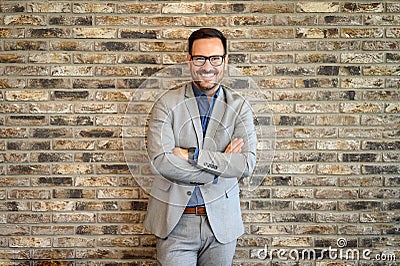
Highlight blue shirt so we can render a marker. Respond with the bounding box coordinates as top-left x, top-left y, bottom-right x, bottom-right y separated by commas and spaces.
187, 83, 221, 207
